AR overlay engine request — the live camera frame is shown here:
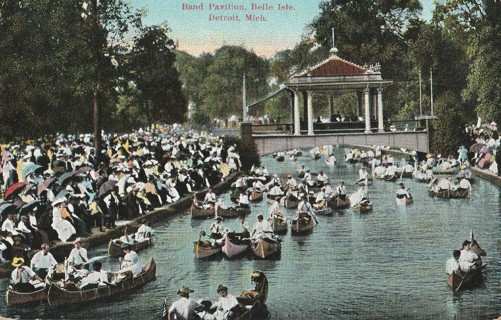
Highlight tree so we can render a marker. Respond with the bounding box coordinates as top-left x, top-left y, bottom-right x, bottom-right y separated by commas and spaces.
200, 46, 269, 119
431, 92, 471, 155
129, 26, 187, 125
461, 1, 501, 124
